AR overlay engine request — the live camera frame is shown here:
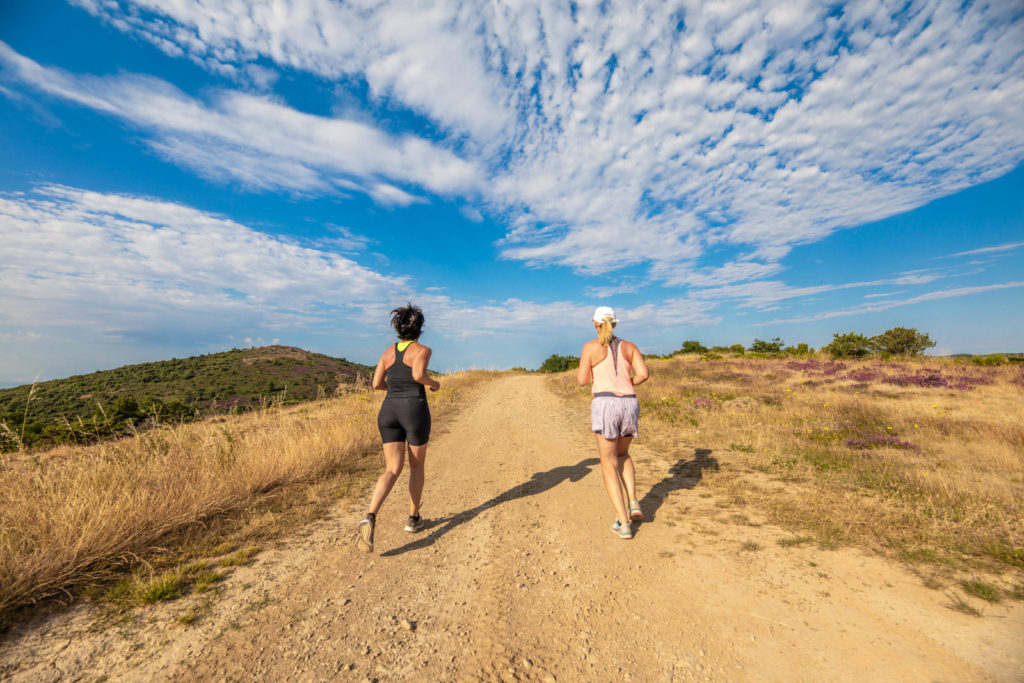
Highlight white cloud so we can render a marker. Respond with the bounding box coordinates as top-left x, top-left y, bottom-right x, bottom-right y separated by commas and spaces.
69, 0, 513, 138
0, 331, 44, 343
0, 185, 407, 340
0, 41, 480, 204
408, 294, 721, 349
584, 282, 642, 299
690, 273, 942, 308
21, 3, 1024, 285
948, 241, 1024, 258
417, 296, 591, 339
1, 183, 710, 362
755, 282, 1024, 325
